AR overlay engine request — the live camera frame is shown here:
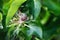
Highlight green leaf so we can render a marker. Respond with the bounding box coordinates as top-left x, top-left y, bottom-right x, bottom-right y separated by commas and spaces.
43, 27, 59, 40
2, 0, 14, 28
3, 0, 10, 4
29, 24, 42, 38
0, 12, 2, 22
6, 23, 18, 40
43, 17, 60, 40
41, 7, 50, 25
3, 0, 14, 15
6, 0, 26, 25
43, 0, 60, 16
0, 0, 3, 10
22, 23, 42, 40
28, 0, 41, 19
